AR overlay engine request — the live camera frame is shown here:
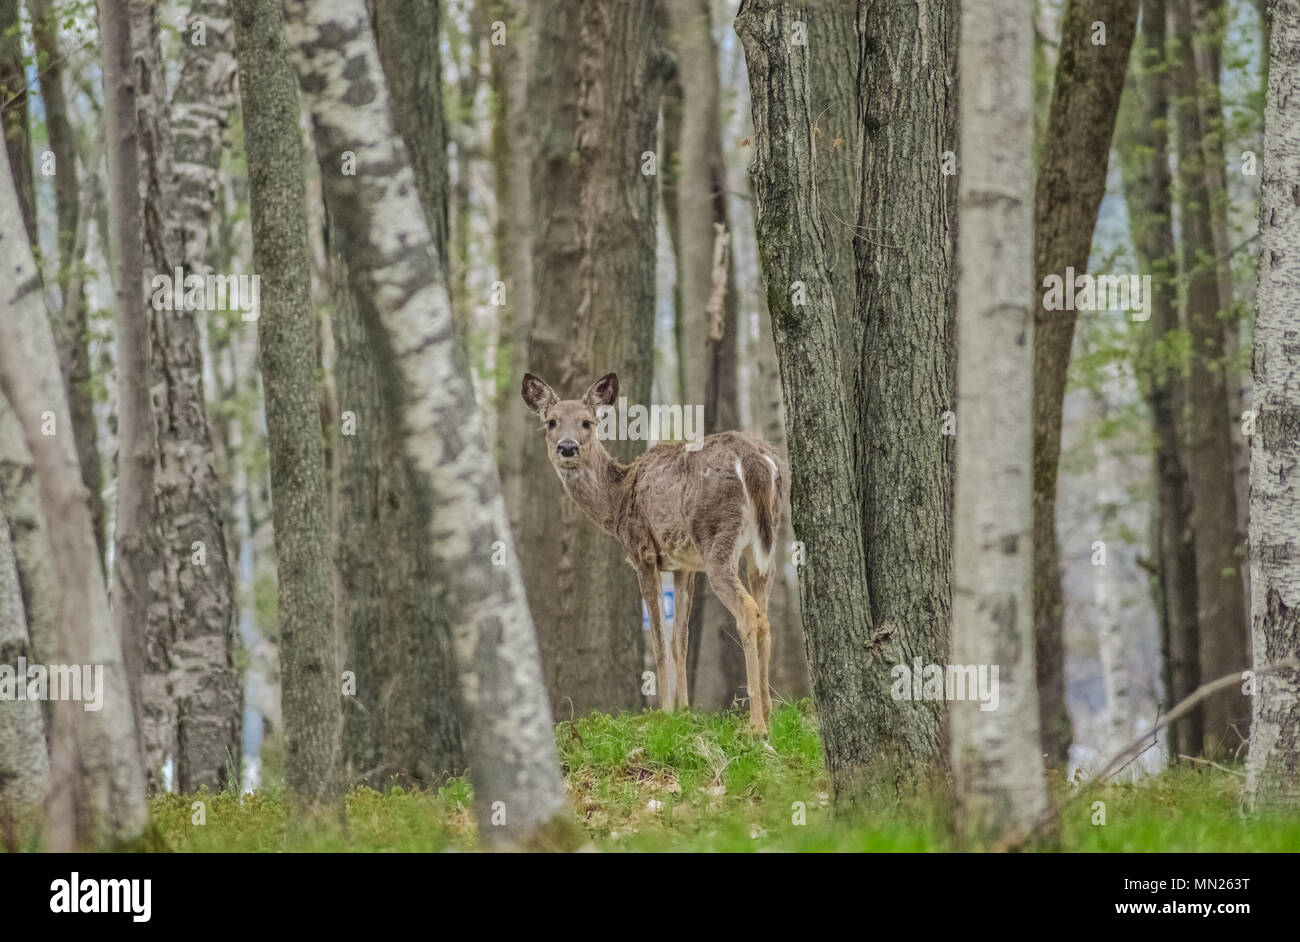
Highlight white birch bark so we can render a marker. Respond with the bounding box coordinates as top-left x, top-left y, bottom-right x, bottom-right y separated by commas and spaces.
950, 0, 1048, 841
1245, 0, 1300, 814
279, 0, 567, 847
